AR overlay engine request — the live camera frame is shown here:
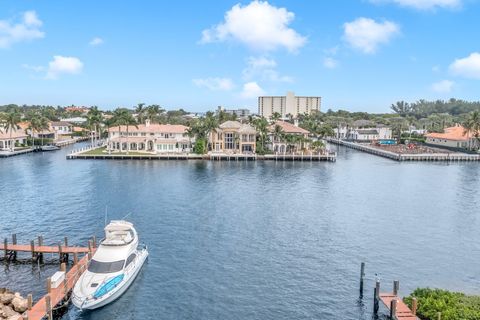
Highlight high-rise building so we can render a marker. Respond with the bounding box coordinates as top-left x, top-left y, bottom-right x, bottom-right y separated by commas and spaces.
258, 91, 321, 119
